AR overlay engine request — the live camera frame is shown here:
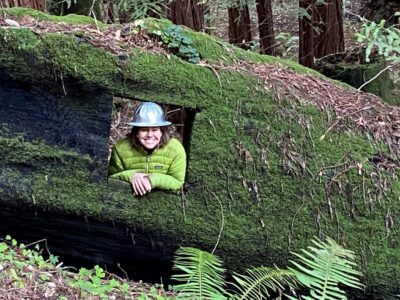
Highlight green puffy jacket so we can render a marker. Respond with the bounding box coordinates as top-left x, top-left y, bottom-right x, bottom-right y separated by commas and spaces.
108, 138, 186, 190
